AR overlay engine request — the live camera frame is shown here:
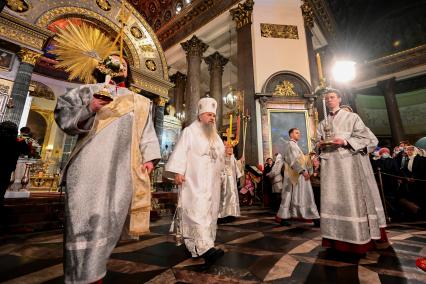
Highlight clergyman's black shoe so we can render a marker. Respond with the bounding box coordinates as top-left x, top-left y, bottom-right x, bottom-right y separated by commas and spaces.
200, 248, 225, 269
